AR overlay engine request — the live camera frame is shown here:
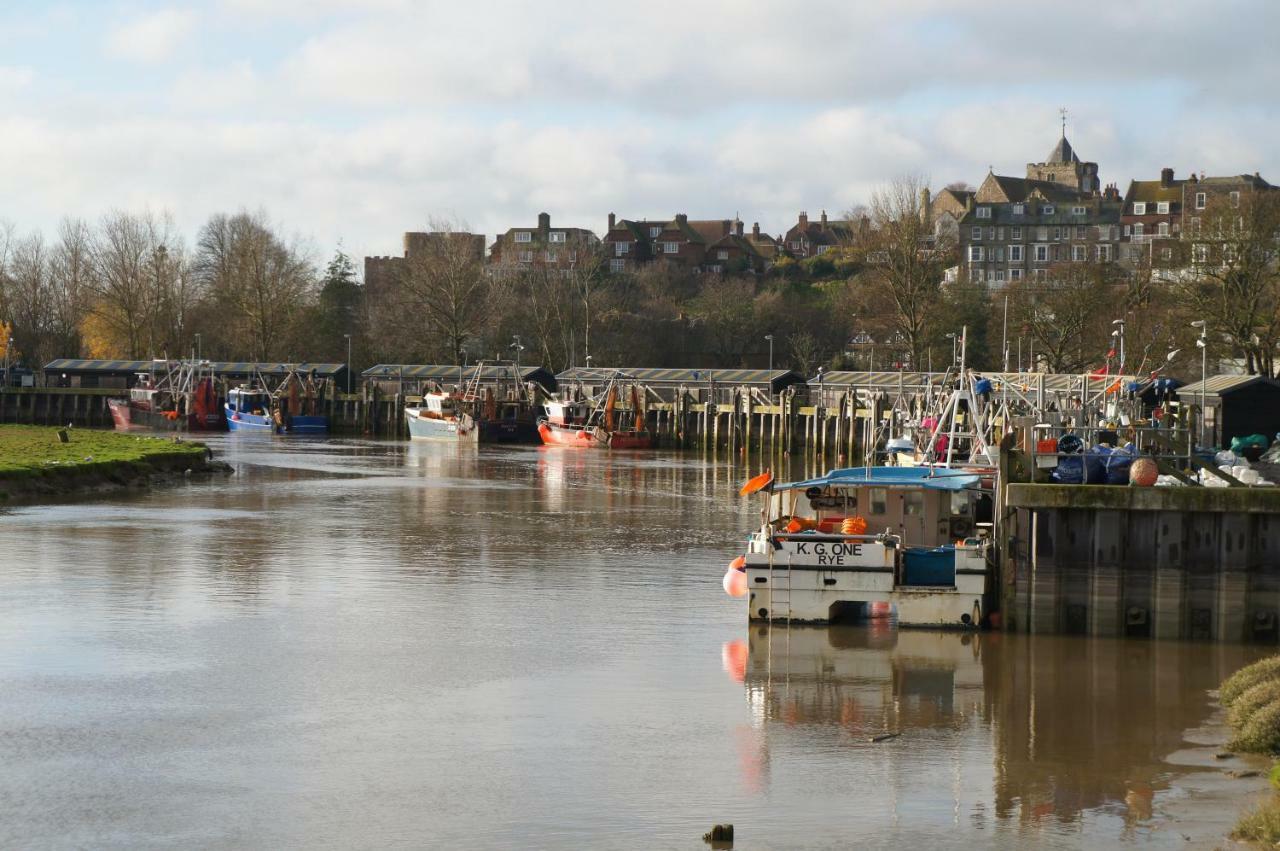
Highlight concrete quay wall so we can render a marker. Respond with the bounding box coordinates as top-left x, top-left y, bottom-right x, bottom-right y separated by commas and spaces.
1002, 484, 1280, 642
